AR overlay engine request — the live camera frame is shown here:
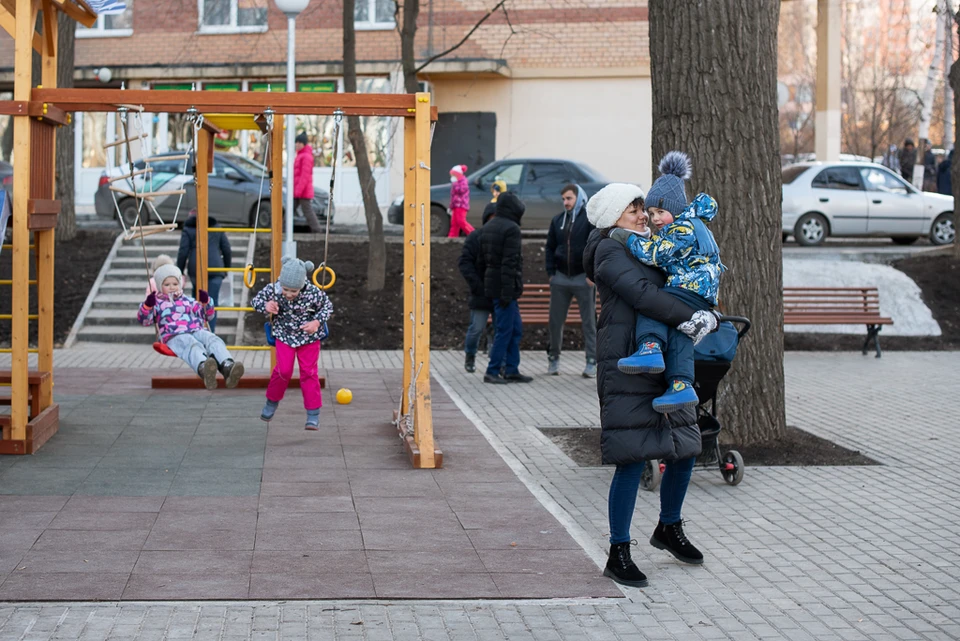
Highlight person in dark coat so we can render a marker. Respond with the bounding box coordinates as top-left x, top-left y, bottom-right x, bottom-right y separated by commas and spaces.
937, 149, 953, 196
479, 191, 533, 384
922, 140, 938, 192
458, 207, 496, 373
546, 183, 597, 378
177, 210, 232, 333
584, 182, 715, 589
899, 138, 916, 183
